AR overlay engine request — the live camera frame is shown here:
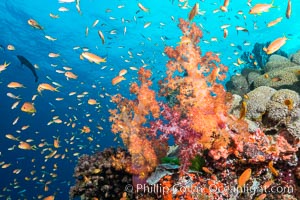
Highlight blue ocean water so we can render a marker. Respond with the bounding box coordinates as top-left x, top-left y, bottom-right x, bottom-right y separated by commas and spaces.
0, 0, 299, 199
